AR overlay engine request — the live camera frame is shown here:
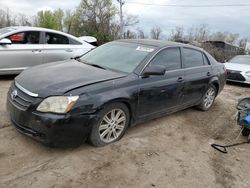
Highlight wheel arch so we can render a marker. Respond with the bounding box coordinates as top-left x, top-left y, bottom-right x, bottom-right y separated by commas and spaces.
101, 98, 134, 126
209, 77, 220, 96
